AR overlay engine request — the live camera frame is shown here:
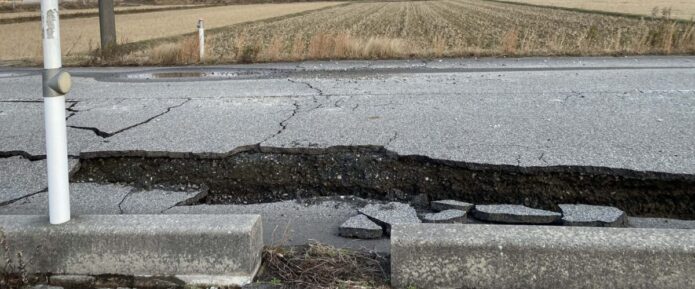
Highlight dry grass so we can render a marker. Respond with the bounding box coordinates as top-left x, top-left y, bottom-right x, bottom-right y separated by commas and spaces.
500, 0, 695, 21
259, 243, 390, 289
126, 0, 695, 65
0, 2, 343, 61
3, 0, 695, 65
